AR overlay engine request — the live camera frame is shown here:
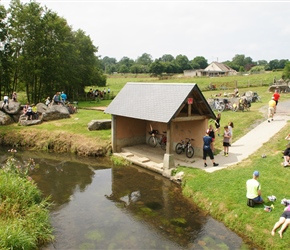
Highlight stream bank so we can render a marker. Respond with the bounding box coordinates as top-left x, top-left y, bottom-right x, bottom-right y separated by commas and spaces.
0, 129, 111, 157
